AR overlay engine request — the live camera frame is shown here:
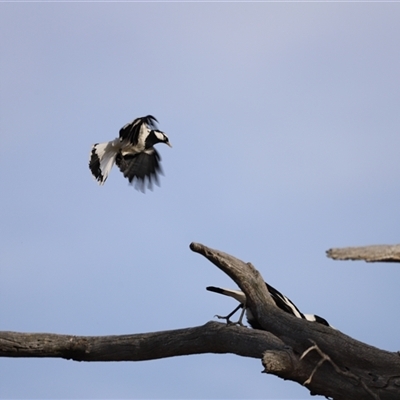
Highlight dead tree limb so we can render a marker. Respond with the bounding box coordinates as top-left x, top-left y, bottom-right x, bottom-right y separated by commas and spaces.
0, 322, 283, 361
1, 242, 400, 400
326, 244, 400, 263
190, 242, 400, 400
